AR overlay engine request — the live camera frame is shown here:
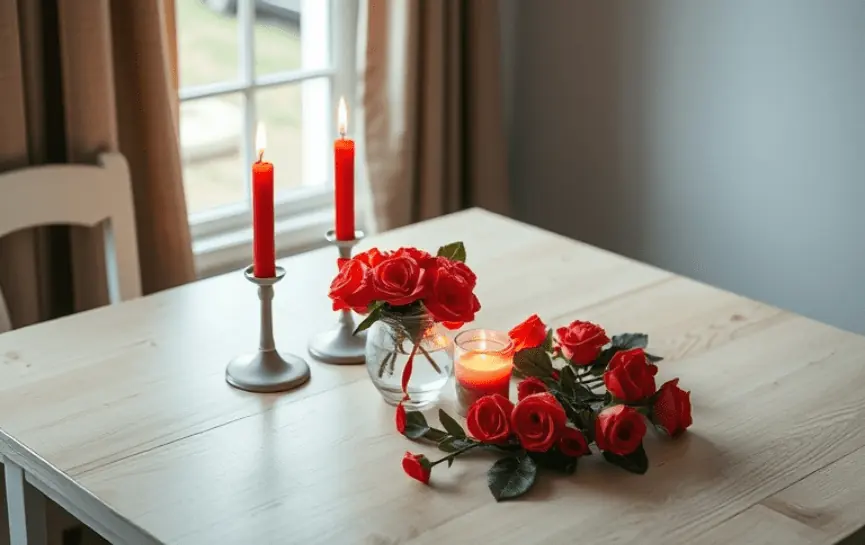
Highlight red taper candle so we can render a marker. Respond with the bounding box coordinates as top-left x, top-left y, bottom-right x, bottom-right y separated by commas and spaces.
252, 123, 276, 278
334, 97, 355, 241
